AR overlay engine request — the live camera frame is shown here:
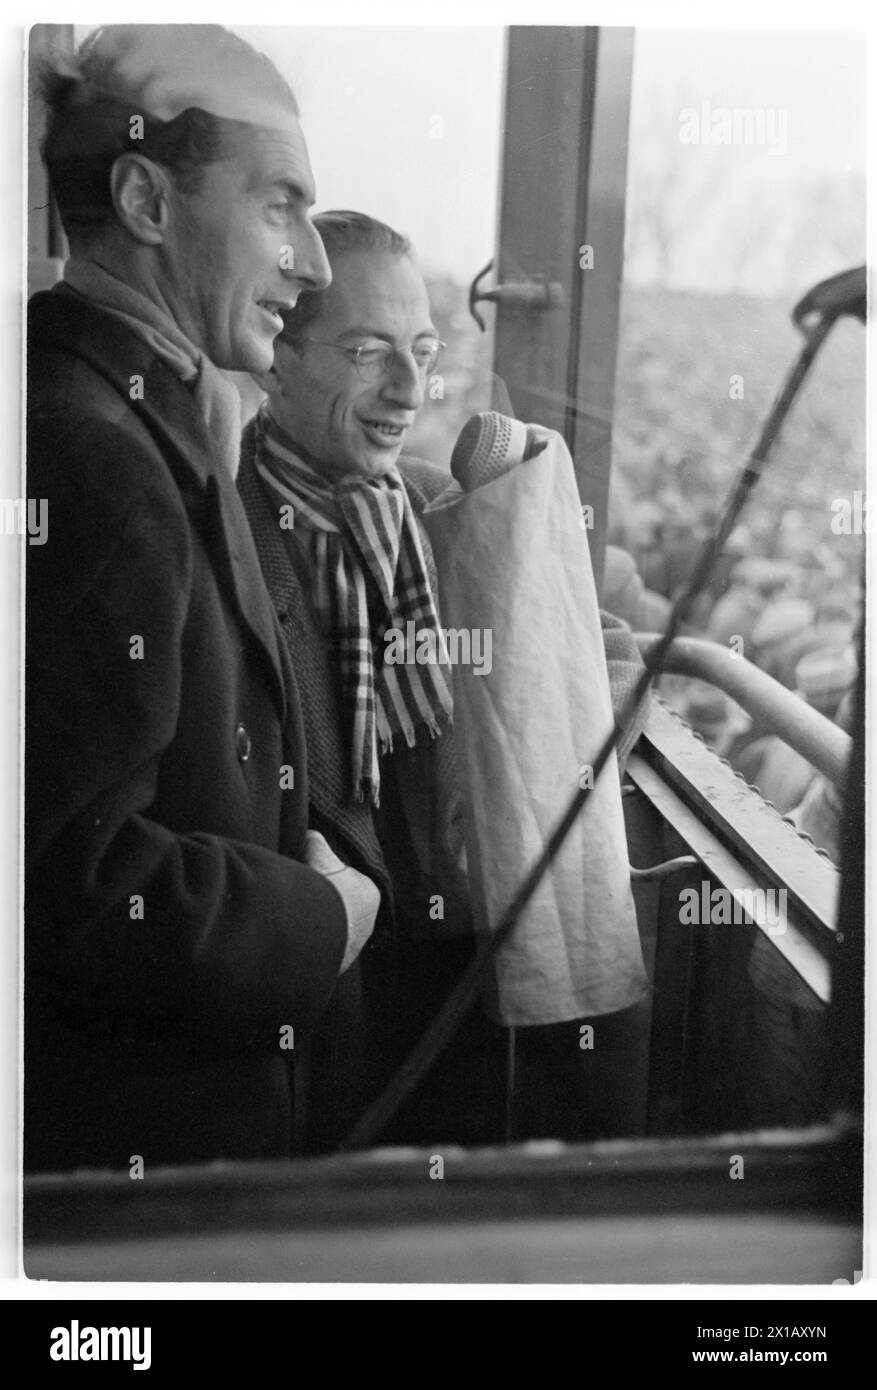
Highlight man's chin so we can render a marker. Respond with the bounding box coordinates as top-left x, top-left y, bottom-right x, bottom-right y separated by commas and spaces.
348, 449, 402, 479
368, 454, 402, 477
224, 335, 276, 376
